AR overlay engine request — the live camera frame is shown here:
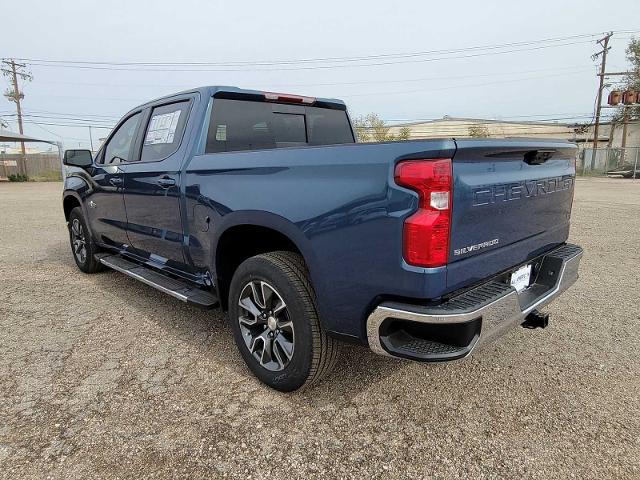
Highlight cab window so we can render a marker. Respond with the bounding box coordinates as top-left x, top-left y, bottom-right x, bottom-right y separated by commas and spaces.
205, 99, 354, 153
141, 101, 190, 162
